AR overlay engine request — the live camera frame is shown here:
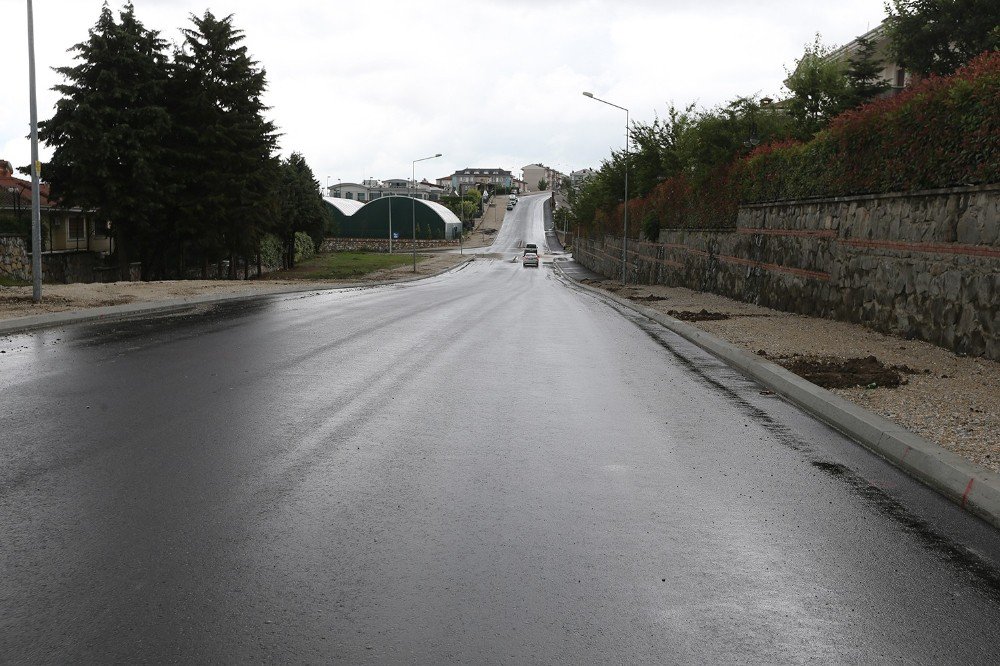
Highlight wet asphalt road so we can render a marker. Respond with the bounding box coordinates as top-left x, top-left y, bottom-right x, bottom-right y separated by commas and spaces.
2, 194, 1000, 663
